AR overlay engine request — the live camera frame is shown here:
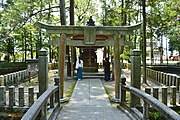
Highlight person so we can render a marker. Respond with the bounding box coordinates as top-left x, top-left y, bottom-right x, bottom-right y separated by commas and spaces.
104, 57, 110, 81
75, 56, 83, 80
